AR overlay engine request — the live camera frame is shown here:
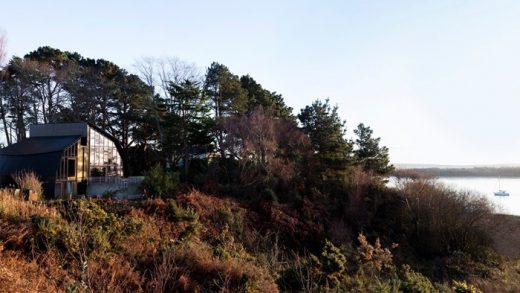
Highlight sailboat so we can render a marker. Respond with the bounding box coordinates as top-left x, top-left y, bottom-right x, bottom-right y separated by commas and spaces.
494, 177, 510, 196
